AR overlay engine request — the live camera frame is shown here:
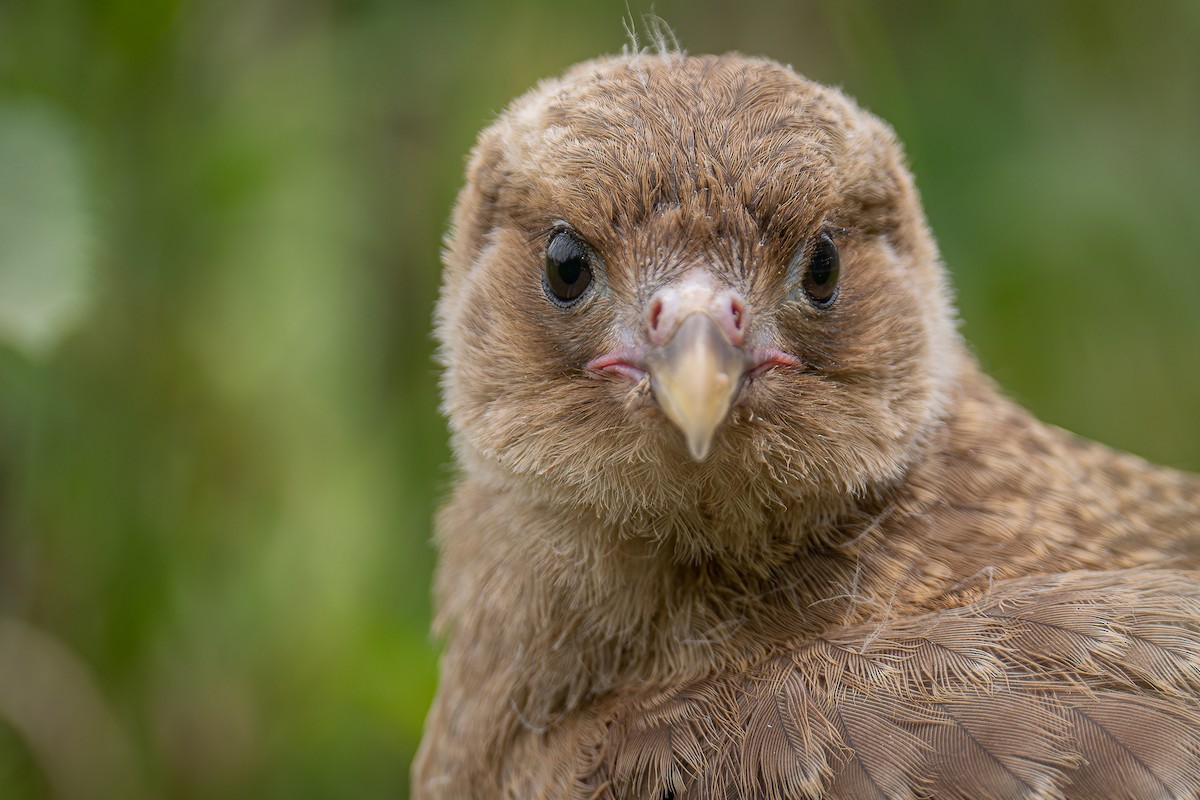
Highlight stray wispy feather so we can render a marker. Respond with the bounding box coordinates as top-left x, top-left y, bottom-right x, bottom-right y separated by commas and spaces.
414, 51, 1200, 799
